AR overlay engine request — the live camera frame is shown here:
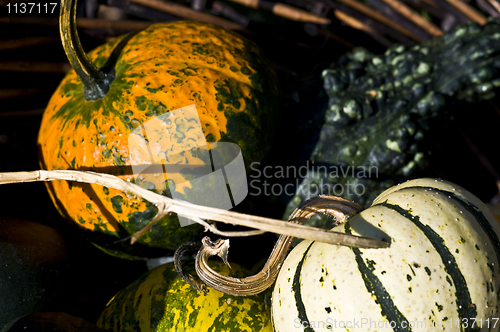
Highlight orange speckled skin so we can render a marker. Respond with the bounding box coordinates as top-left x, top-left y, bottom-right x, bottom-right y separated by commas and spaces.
38, 21, 280, 258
